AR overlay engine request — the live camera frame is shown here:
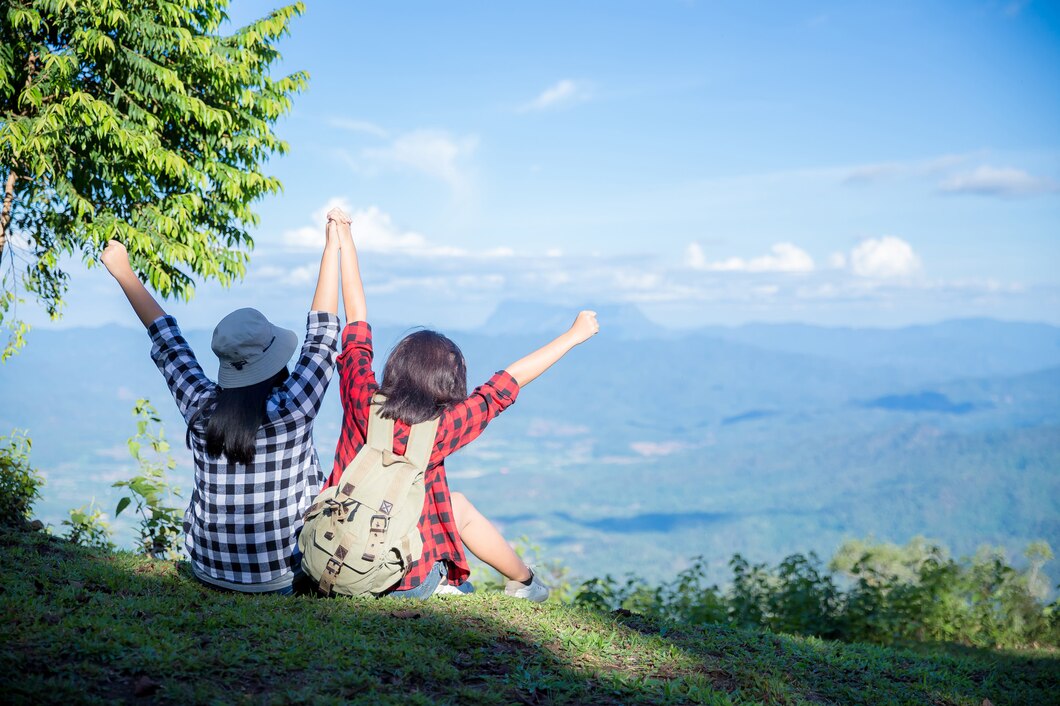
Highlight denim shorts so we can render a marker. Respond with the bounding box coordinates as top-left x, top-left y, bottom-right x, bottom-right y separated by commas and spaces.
387, 561, 446, 600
